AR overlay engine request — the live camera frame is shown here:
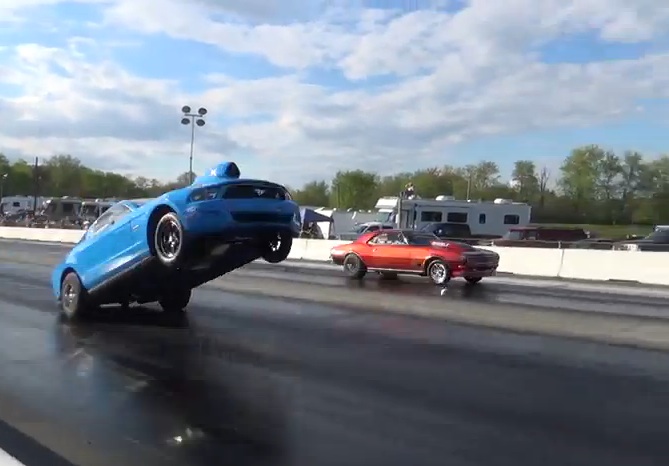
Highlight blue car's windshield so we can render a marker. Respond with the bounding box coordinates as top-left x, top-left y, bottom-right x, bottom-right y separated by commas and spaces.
127, 198, 152, 208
